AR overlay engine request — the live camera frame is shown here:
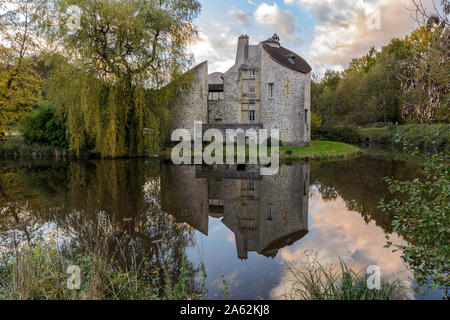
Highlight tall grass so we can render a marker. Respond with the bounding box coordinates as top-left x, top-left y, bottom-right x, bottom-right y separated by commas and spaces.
0, 241, 204, 300
282, 260, 406, 300
0, 210, 206, 301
